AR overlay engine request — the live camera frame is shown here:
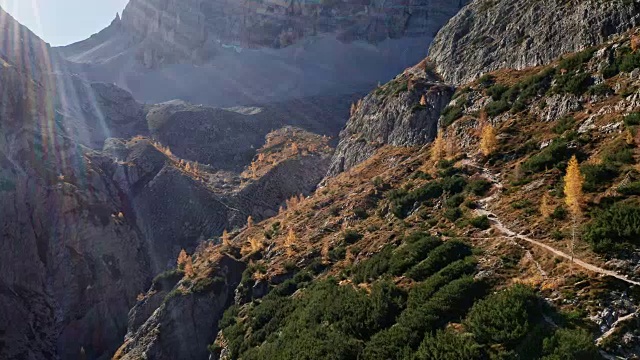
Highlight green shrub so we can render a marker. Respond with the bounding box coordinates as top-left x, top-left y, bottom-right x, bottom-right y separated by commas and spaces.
445, 193, 466, 208
441, 175, 468, 194
551, 206, 568, 220
353, 207, 368, 219
389, 236, 442, 275
486, 99, 511, 117
470, 215, 491, 230
601, 46, 640, 78
581, 163, 620, 192
441, 103, 465, 127
558, 49, 595, 72
343, 230, 364, 244
444, 207, 462, 222
486, 83, 509, 101
405, 241, 472, 281
466, 284, 540, 346
151, 269, 184, 291
390, 182, 444, 218
522, 139, 572, 173
604, 147, 634, 165
624, 112, 640, 127
466, 179, 492, 196
329, 246, 347, 261
553, 116, 576, 134
554, 72, 593, 95
587, 83, 614, 96
415, 329, 486, 360
407, 257, 477, 308
541, 328, 601, 360
618, 181, 640, 195
584, 200, 640, 253
619, 50, 640, 73
478, 74, 496, 88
